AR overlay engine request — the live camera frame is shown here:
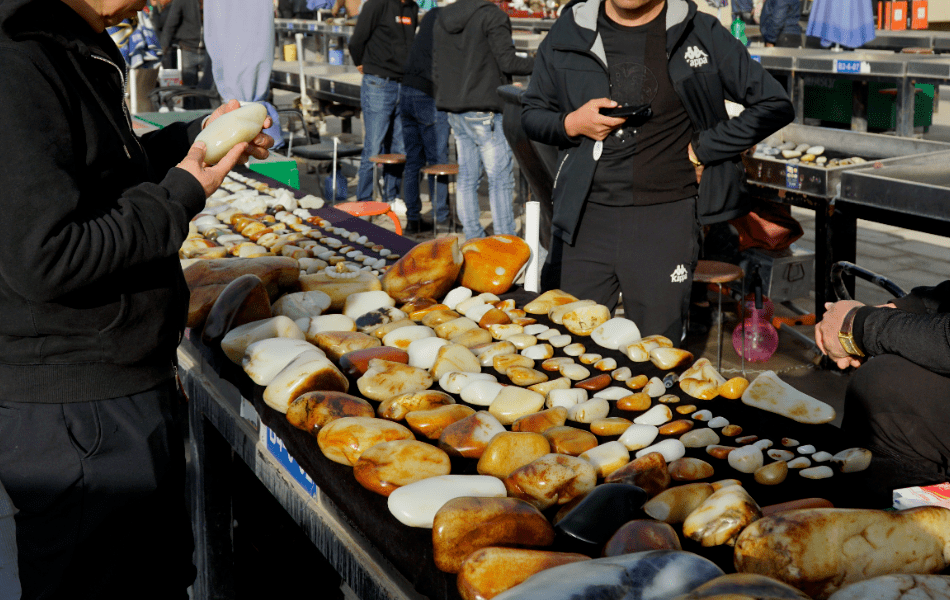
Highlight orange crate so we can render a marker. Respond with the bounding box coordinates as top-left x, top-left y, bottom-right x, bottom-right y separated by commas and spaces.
889, 1, 908, 30
911, 0, 928, 29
